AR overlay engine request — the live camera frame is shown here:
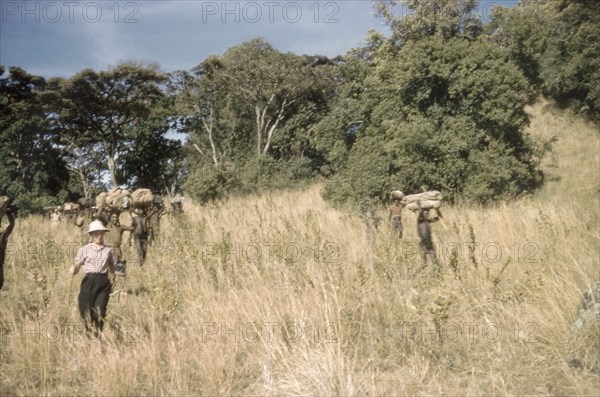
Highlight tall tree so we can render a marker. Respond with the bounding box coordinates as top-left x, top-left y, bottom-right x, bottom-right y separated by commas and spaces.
64, 142, 106, 202
219, 39, 334, 157
540, 0, 600, 123
490, 0, 550, 89
0, 66, 69, 213
176, 39, 337, 202
120, 117, 184, 192
52, 63, 168, 187
173, 57, 235, 168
